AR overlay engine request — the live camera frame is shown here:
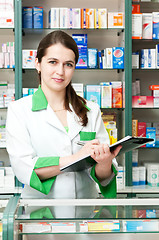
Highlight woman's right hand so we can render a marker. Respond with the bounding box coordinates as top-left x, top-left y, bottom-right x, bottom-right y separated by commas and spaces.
76, 139, 100, 159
